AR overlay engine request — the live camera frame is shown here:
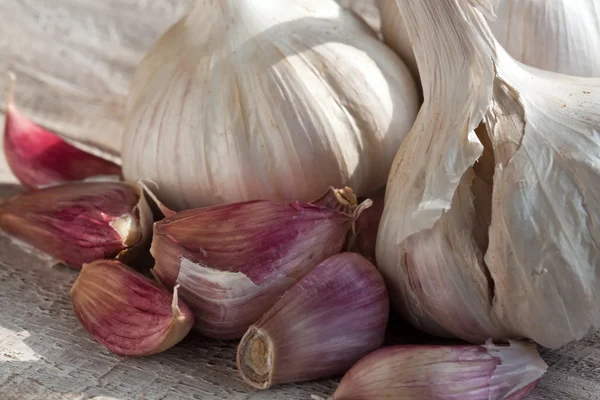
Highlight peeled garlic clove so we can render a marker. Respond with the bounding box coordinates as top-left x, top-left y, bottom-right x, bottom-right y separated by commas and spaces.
71, 260, 194, 356
489, 0, 600, 77
0, 181, 152, 269
122, 0, 419, 210
237, 252, 388, 389
151, 200, 358, 339
3, 74, 121, 189
331, 340, 547, 400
